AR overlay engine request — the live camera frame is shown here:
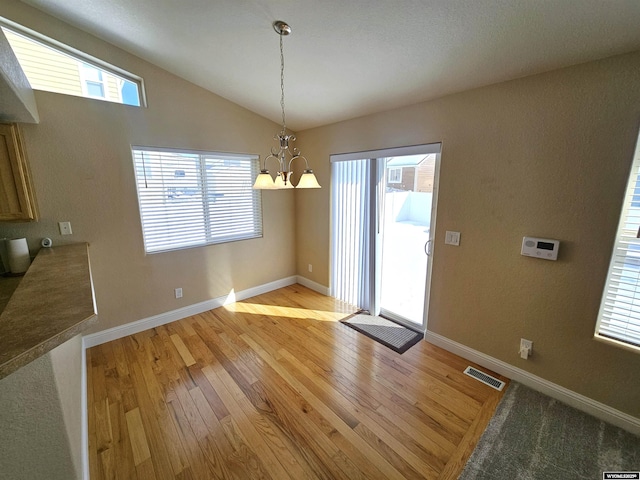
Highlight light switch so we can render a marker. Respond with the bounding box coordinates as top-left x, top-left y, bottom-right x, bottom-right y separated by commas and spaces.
445, 231, 460, 246
58, 221, 73, 235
